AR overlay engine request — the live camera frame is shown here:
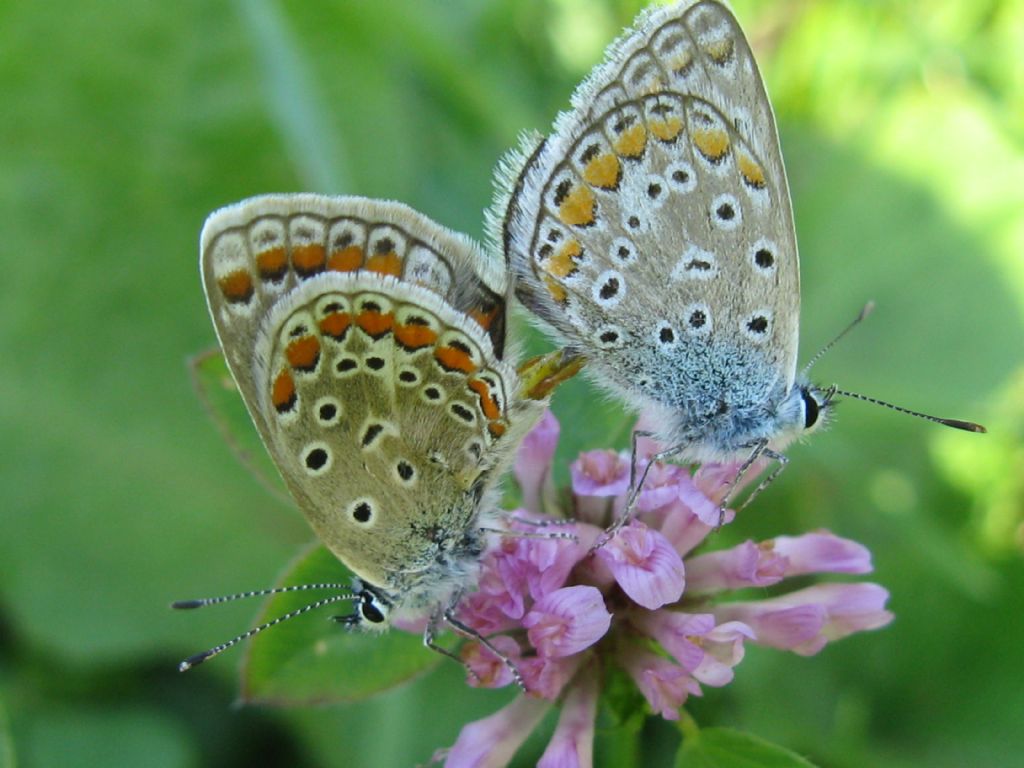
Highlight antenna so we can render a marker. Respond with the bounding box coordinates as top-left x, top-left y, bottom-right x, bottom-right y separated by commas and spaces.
172, 583, 357, 670
801, 301, 875, 377
800, 302, 986, 433
827, 388, 986, 433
